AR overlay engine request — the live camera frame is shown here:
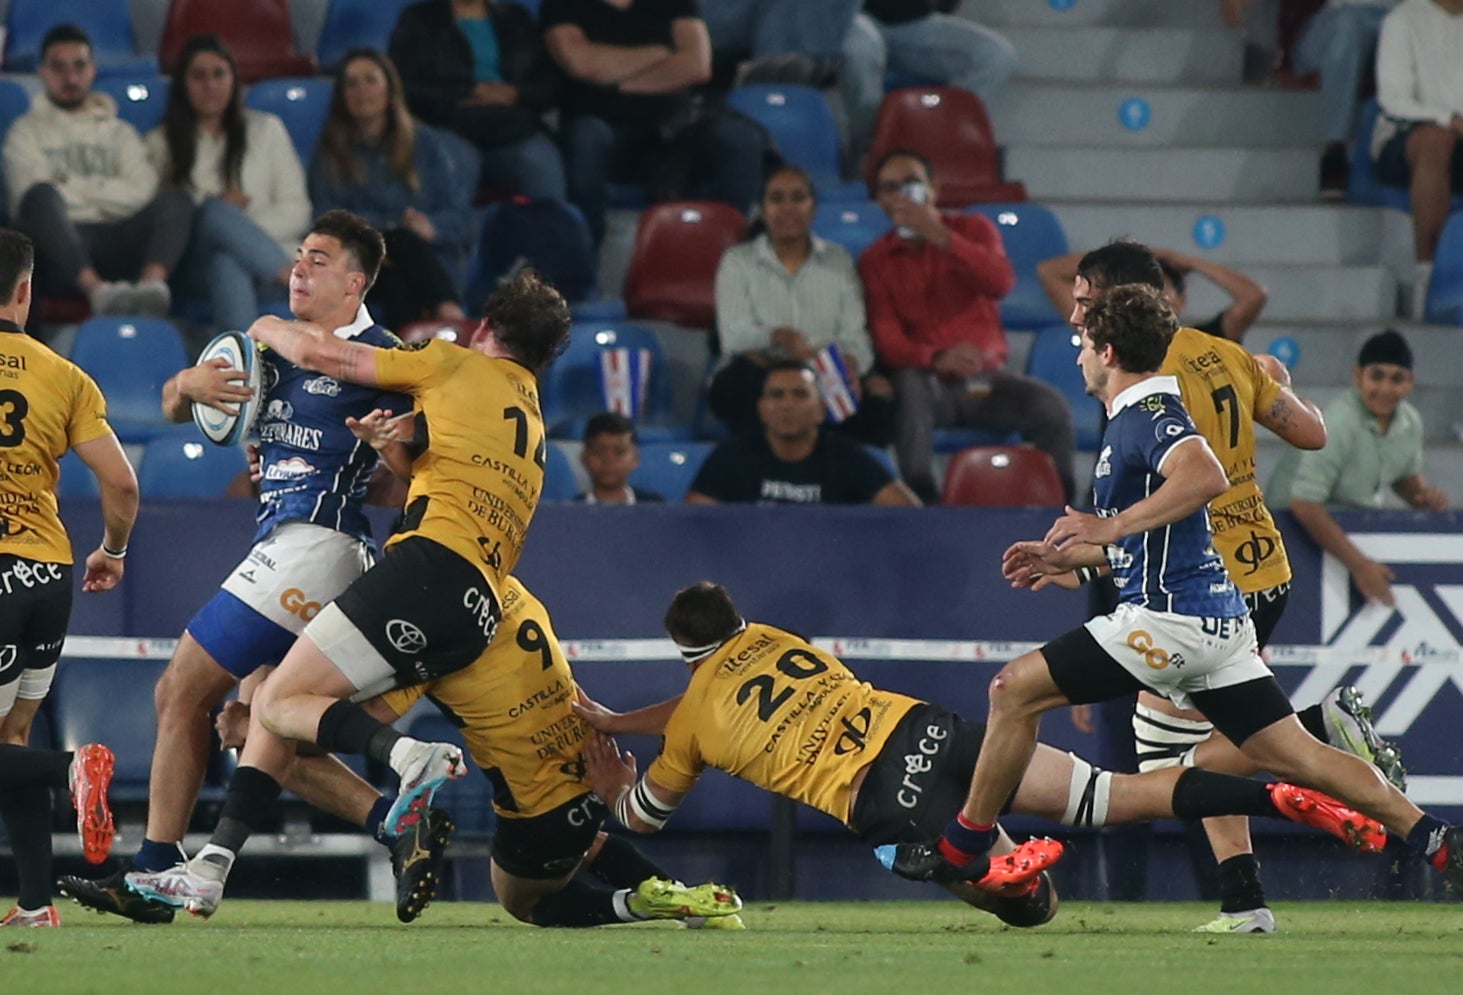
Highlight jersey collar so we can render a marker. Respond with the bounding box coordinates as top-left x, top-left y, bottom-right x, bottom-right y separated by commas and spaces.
0, 318, 22, 334
332, 304, 374, 340
1107, 374, 1180, 417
